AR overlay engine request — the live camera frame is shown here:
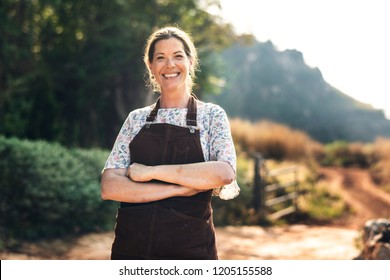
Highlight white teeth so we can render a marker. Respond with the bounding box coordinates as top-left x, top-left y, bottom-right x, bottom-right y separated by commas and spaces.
163, 73, 179, 78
